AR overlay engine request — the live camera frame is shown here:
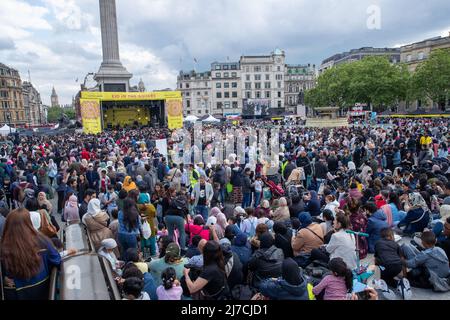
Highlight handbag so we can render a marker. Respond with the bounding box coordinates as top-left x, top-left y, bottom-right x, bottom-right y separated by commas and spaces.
141, 221, 152, 240
38, 209, 58, 238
